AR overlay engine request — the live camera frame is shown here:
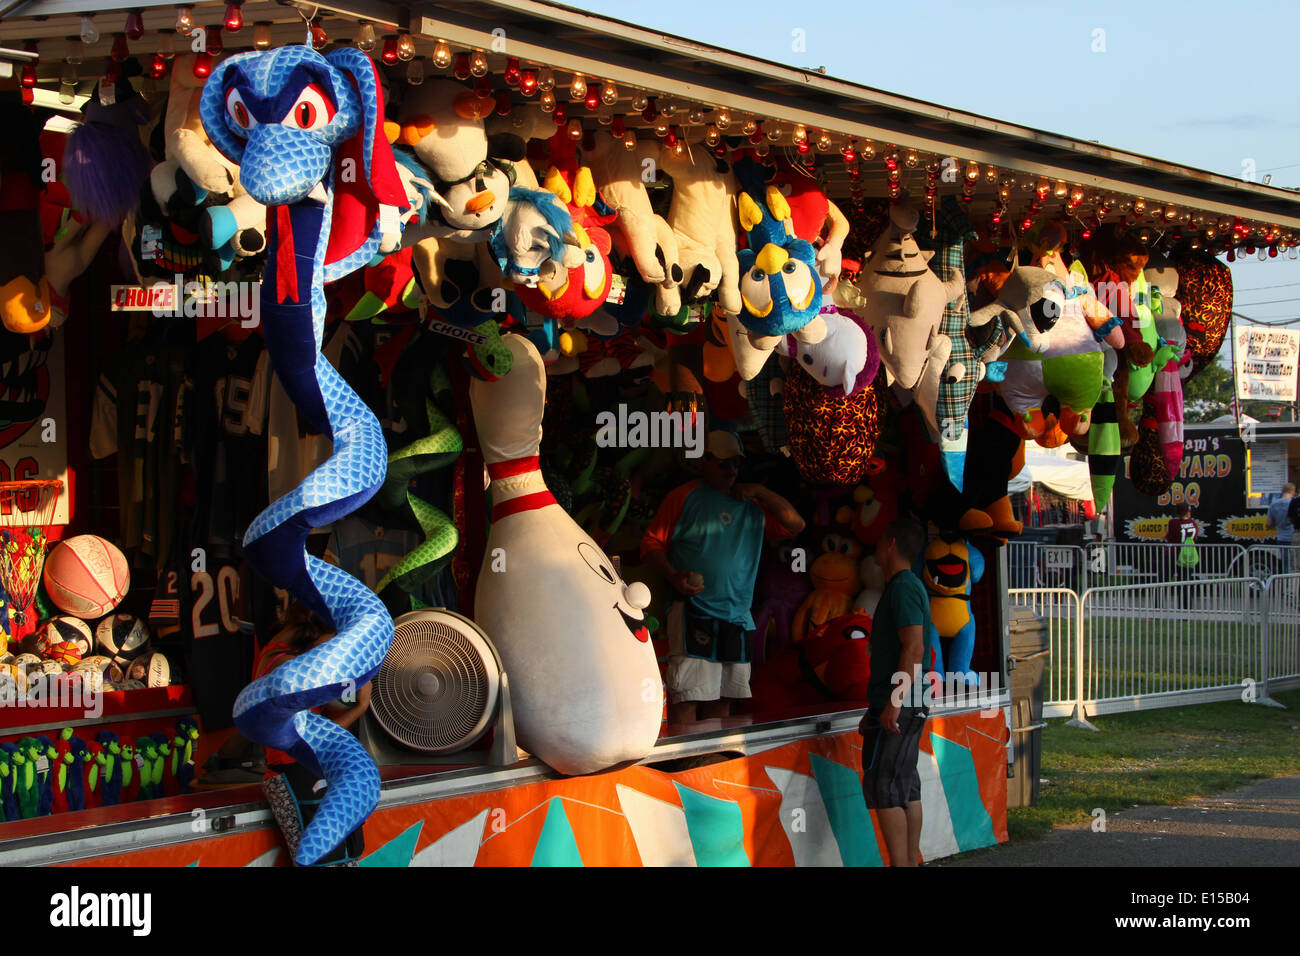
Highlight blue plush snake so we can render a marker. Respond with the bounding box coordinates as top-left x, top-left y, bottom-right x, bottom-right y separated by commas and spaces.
201, 46, 406, 865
